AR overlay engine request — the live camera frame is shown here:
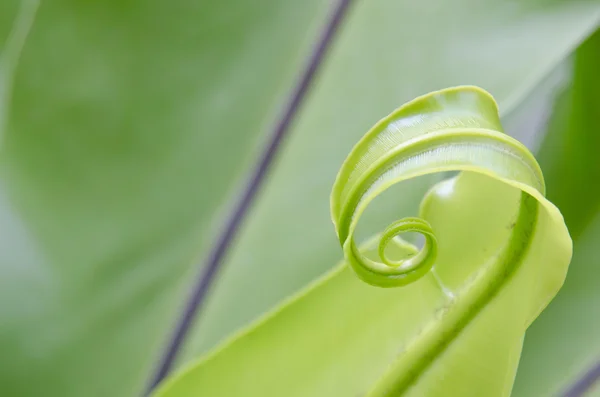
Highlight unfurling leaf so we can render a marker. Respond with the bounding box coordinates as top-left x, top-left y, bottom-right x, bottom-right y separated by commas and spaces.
153, 87, 572, 397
